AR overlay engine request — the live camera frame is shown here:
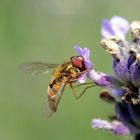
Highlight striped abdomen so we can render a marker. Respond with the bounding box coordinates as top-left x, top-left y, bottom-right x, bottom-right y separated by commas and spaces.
48, 76, 67, 112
